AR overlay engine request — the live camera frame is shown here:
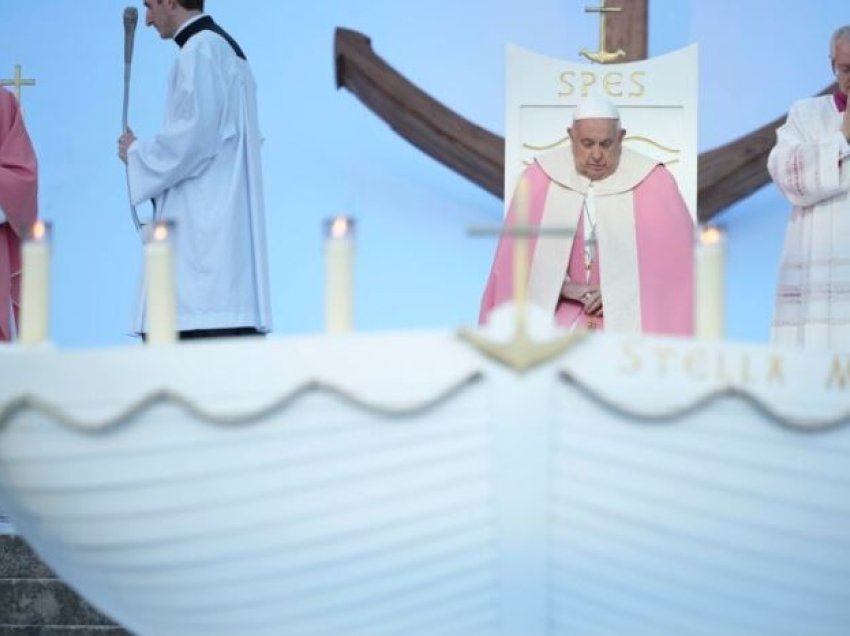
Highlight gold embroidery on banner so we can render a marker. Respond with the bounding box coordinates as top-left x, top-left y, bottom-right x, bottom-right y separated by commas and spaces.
524, 136, 570, 152
522, 135, 679, 158
625, 136, 680, 154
